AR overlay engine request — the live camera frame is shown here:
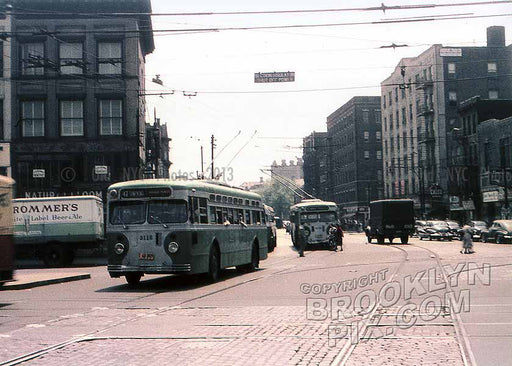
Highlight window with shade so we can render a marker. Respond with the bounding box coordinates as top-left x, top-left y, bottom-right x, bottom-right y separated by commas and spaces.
98, 42, 122, 75
60, 100, 84, 136
99, 99, 122, 135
